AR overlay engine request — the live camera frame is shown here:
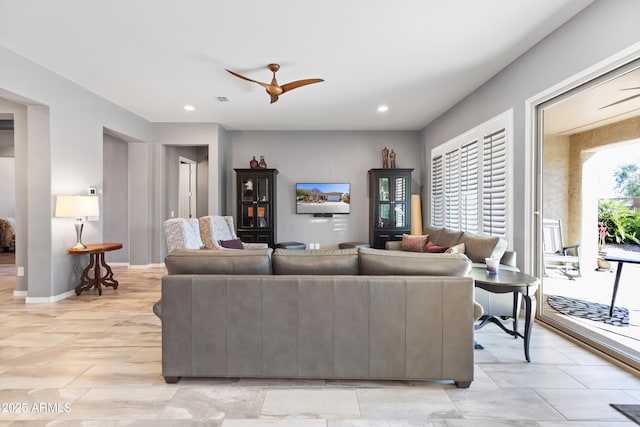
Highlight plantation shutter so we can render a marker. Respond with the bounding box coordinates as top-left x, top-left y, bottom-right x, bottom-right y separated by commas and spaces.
460, 140, 479, 233
444, 148, 460, 230
482, 128, 507, 236
431, 155, 444, 228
